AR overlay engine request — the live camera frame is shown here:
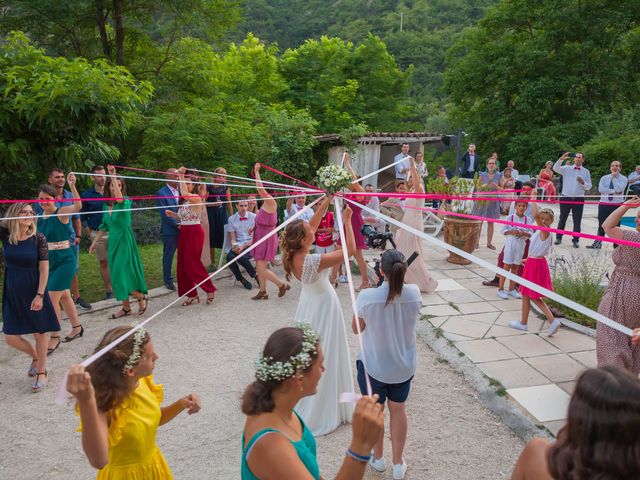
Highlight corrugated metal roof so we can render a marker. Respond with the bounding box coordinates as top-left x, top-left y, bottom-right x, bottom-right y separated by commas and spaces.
315, 131, 446, 143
